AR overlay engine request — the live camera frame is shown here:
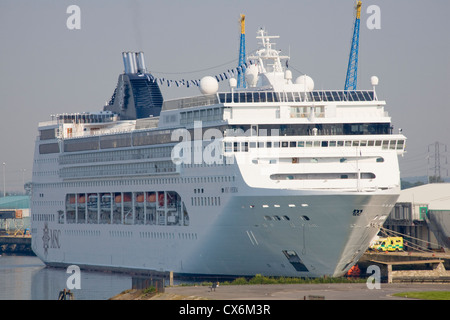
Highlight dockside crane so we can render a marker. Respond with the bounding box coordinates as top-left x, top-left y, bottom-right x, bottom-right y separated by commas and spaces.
237, 14, 246, 88
344, 1, 362, 91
